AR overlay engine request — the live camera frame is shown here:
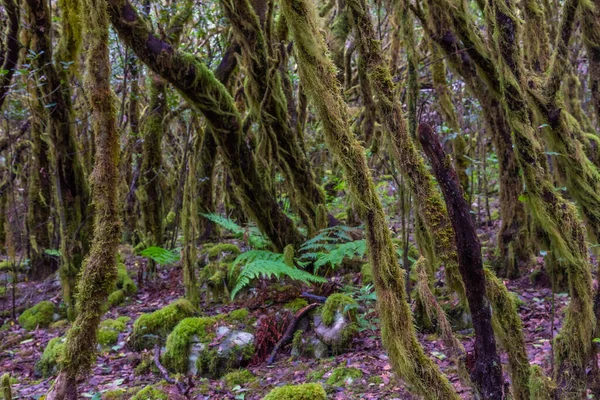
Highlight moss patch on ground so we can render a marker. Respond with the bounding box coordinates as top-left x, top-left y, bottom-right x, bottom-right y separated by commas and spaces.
262, 383, 327, 400
35, 337, 65, 377
223, 369, 256, 389
326, 366, 363, 386
18, 301, 55, 330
